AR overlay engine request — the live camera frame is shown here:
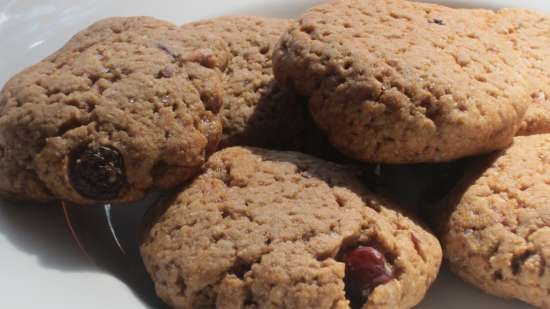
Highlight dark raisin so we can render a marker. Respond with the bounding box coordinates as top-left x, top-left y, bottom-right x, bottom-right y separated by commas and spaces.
344, 246, 394, 308
69, 144, 126, 200
431, 19, 445, 25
